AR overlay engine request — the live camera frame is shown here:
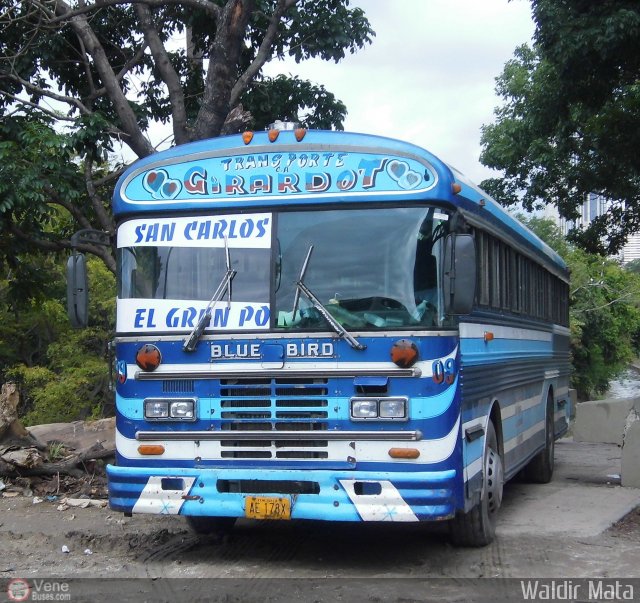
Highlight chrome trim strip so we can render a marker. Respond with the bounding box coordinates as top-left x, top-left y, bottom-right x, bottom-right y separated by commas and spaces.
135, 366, 421, 380
114, 330, 458, 343
135, 430, 423, 442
